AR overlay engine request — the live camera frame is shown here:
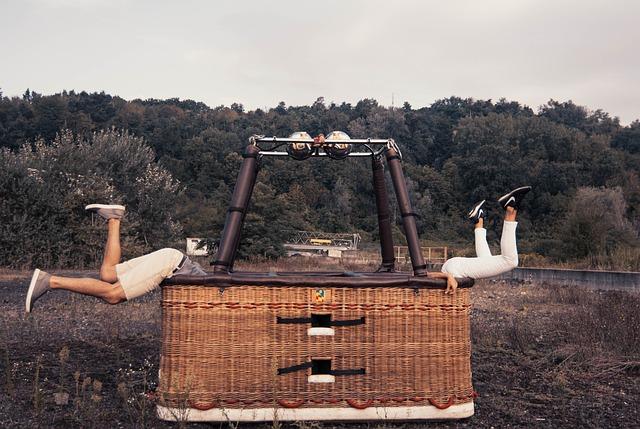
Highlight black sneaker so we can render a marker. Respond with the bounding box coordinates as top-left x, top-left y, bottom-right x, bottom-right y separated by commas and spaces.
467, 200, 486, 223
498, 186, 532, 209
